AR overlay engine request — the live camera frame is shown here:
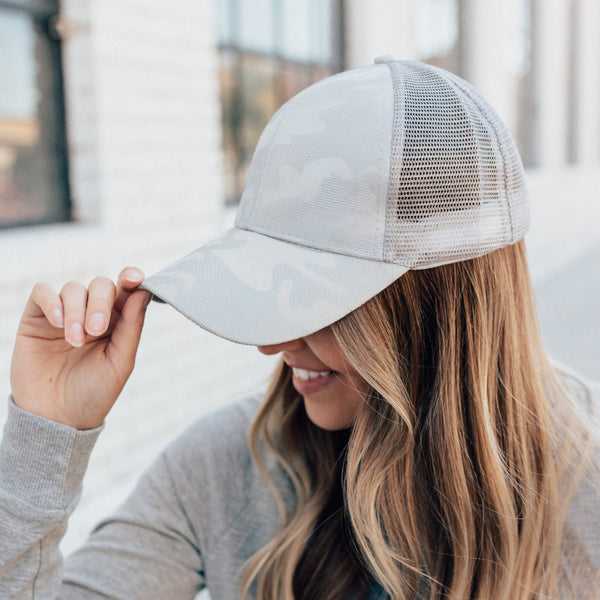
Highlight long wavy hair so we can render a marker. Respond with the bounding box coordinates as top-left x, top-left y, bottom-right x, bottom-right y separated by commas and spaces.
240, 240, 599, 599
